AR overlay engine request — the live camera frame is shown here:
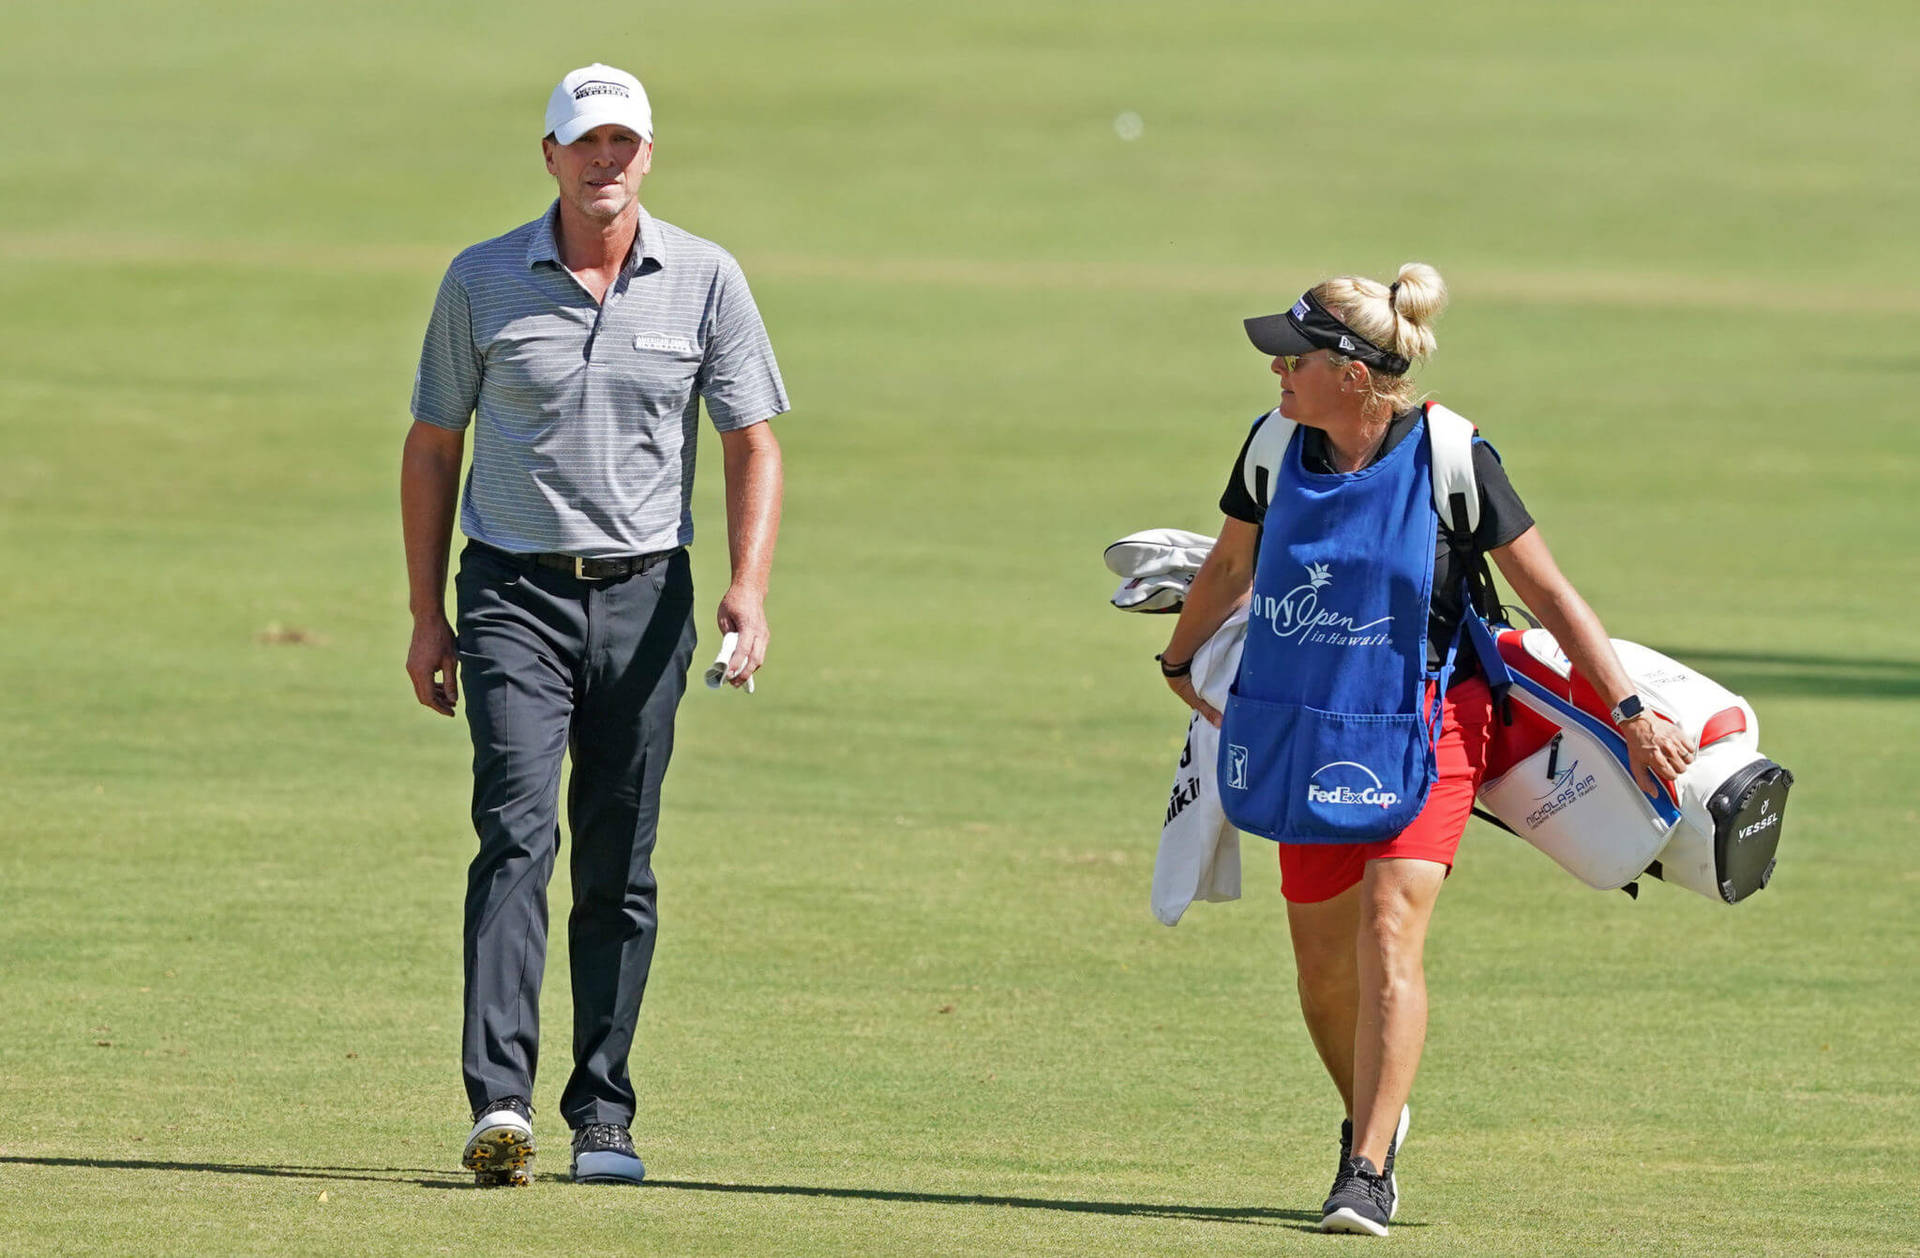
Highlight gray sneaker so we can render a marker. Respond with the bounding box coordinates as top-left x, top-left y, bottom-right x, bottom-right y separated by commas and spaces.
571, 1123, 646, 1185
463, 1096, 535, 1187
1320, 1156, 1394, 1235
